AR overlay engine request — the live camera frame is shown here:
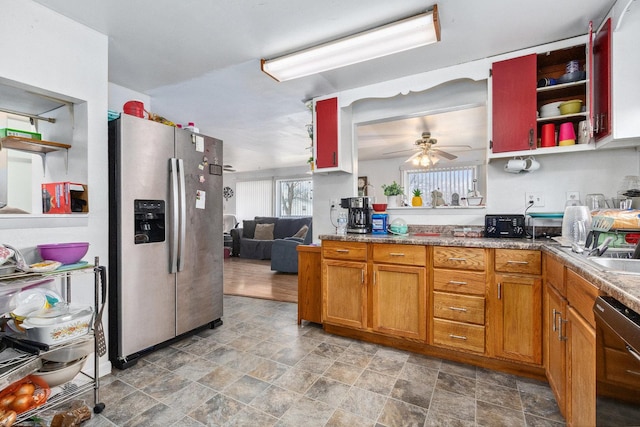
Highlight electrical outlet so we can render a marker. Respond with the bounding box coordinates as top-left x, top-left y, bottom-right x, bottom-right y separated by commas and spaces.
526, 192, 545, 207
566, 191, 580, 201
